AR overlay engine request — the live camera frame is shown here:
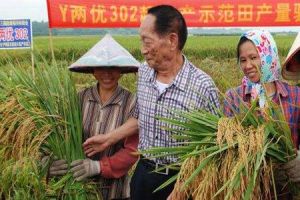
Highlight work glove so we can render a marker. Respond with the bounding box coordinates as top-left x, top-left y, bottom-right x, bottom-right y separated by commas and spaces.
70, 158, 100, 181
283, 150, 300, 182
274, 164, 288, 189
41, 155, 50, 169
41, 155, 68, 177
49, 159, 68, 177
